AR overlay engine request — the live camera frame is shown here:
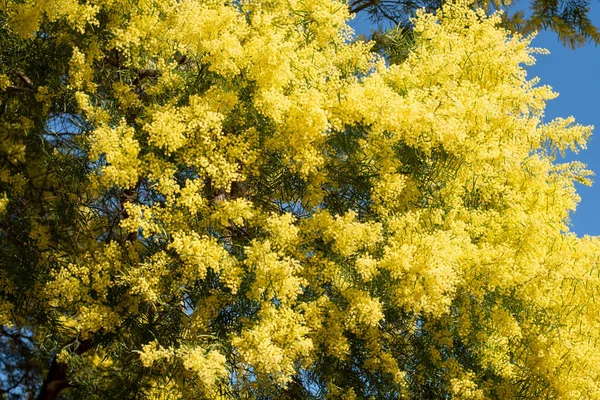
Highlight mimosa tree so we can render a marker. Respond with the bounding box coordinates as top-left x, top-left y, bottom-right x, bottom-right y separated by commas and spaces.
0, 0, 599, 398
